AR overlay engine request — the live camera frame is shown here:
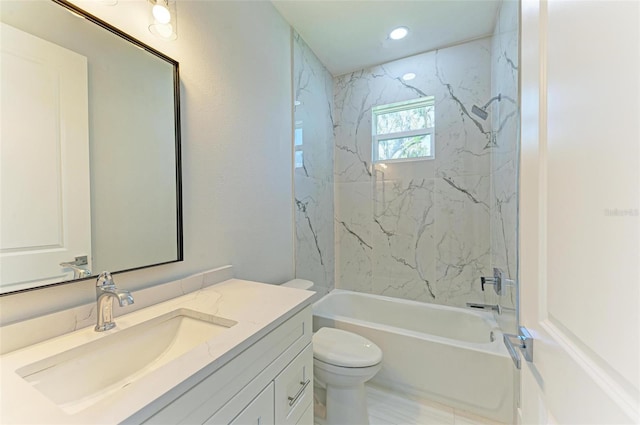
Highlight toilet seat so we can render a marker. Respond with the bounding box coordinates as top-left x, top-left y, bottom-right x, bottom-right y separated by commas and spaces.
313, 327, 382, 368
